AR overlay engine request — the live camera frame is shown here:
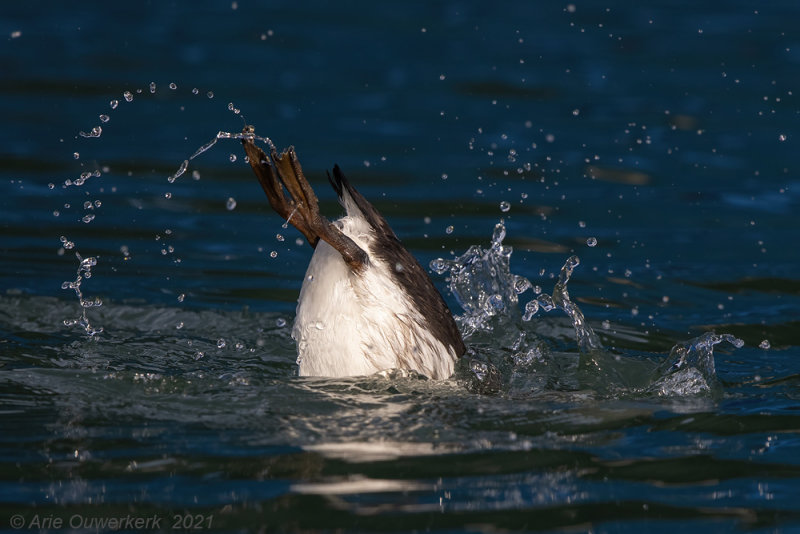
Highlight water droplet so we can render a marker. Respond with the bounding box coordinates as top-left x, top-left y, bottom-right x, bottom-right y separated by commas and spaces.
176, 322, 184, 330
217, 338, 226, 349
229, 153, 237, 162
207, 91, 214, 99
276, 318, 286, 328
522, 299, 540, 321
778, 134, 787, 142
79, 126, 102, 138
513, 276, 532, 294
169, 82, 177, 90
123, 91, 133, 102
73, 152, 80, 160
53, 210, 60, 217
586, 237, 597, 247
82, 214, 95, 223
149, 82, 156, 93
445, 225, 454, 234
578, 220, 586, 228
270, 251, 278, 258
429, 258, 448, 274
226, 197, 237, 210
168, 160, 189, 183
165, 192, 172, 199
499, 201, 511, 212
276, 234, 284, 242
192, 88, 199, 95
48, 183, 55, 190
177, 293, 185, 302
759, 339, 771, 349
99, 114, 110, 123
